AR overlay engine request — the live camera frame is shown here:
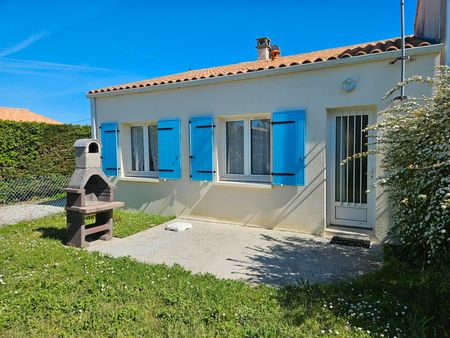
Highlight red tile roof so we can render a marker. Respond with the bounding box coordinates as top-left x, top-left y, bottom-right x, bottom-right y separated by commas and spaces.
88, 36, 434, 95
0, 107, 62, 124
